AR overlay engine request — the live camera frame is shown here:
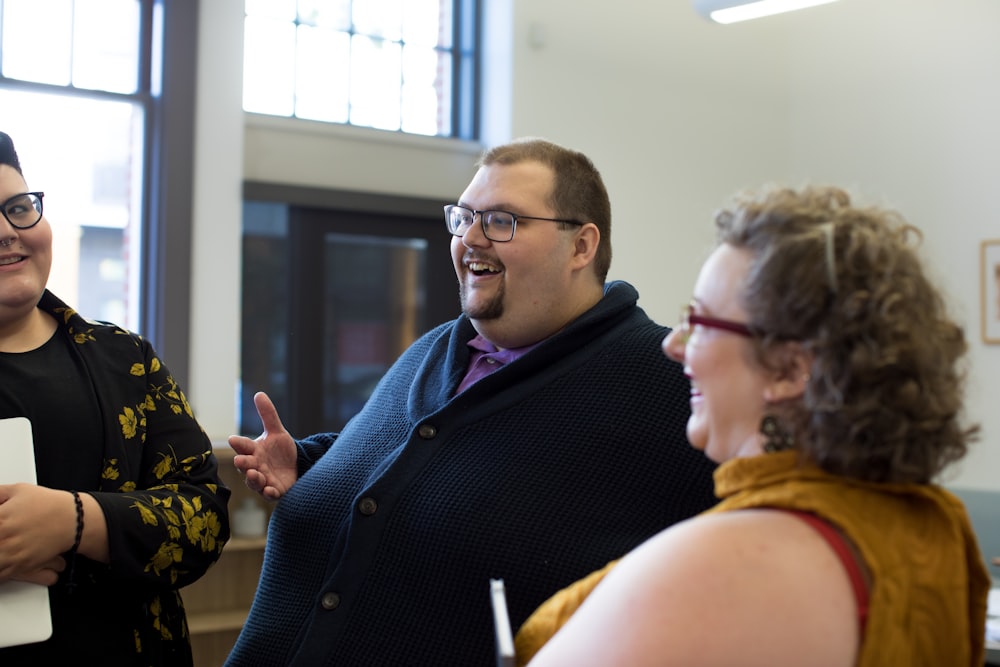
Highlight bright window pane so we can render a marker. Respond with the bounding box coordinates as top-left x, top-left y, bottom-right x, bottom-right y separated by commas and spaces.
243, 16, 297, 116
350, 34, 402, 131
245, 0, 295, 21
0, 89, 144, 331
242, 0, 470, 138
2, 0, 74, 85
403, 0, 451, 48
401, 46, 449, 136
353, 0, 402, 40
73, 0, 141, 93
296, 25, 350, 122
298, 0, 351, 29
